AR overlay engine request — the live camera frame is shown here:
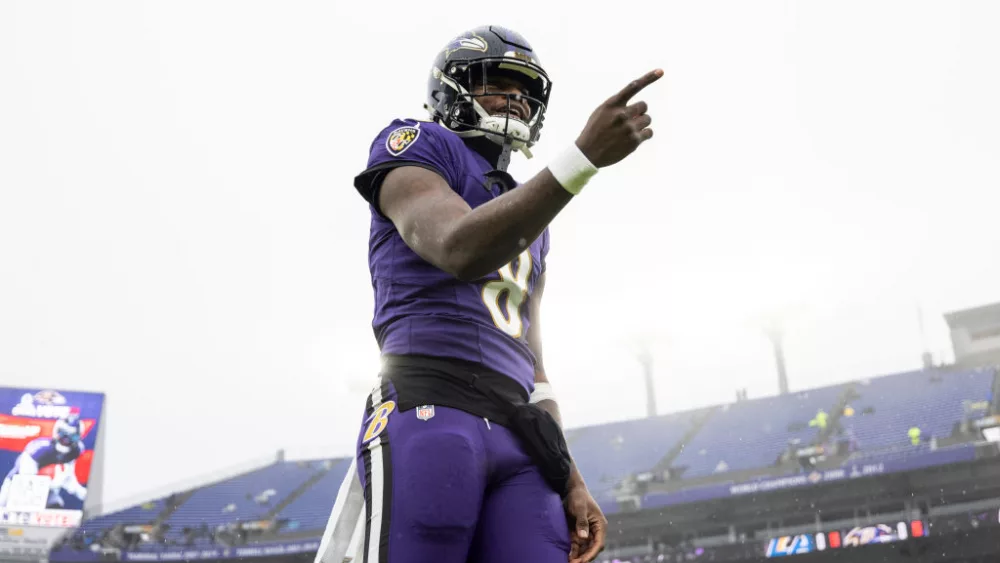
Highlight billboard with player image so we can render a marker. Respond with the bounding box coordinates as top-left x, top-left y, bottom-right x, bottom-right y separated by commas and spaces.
0, 387, 105, 528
